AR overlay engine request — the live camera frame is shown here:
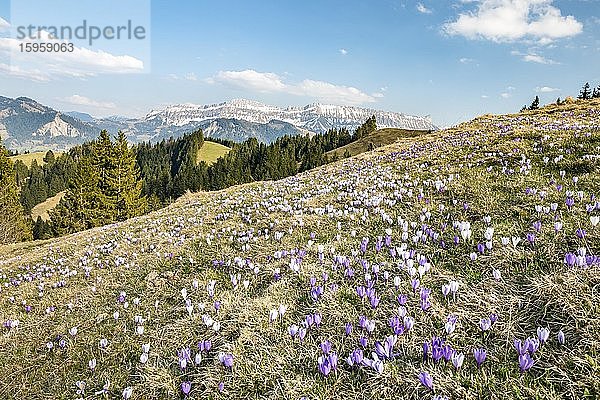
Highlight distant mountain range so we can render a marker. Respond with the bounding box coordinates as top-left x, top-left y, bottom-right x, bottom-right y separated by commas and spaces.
0, 96, 437, 152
